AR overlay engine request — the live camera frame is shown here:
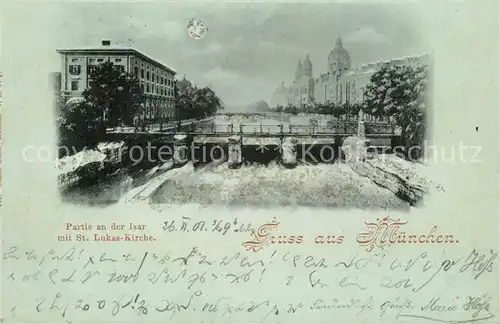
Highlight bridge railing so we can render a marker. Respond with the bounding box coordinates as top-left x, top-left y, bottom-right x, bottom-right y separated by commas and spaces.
108, 120, 395, 136
107, 117, 215, 134
190, 121, 393, 136
194, 124, 234, 134
364, 122, 395, 135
